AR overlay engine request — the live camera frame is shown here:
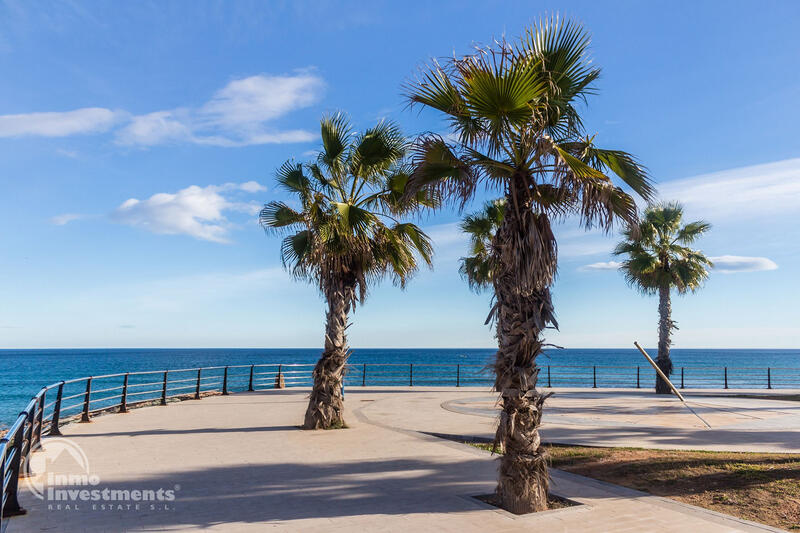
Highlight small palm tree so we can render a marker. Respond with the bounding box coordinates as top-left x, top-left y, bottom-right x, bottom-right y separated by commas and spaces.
260, 113, 434, 429
614, 202, 712, 394
404, 18, 654, 512
459, 199, 505, 292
